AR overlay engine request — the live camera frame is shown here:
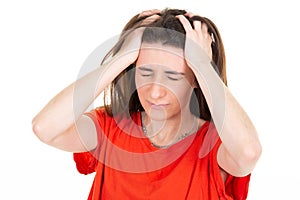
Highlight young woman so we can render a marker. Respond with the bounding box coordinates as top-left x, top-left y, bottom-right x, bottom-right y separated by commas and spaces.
32, 8, 262, 199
